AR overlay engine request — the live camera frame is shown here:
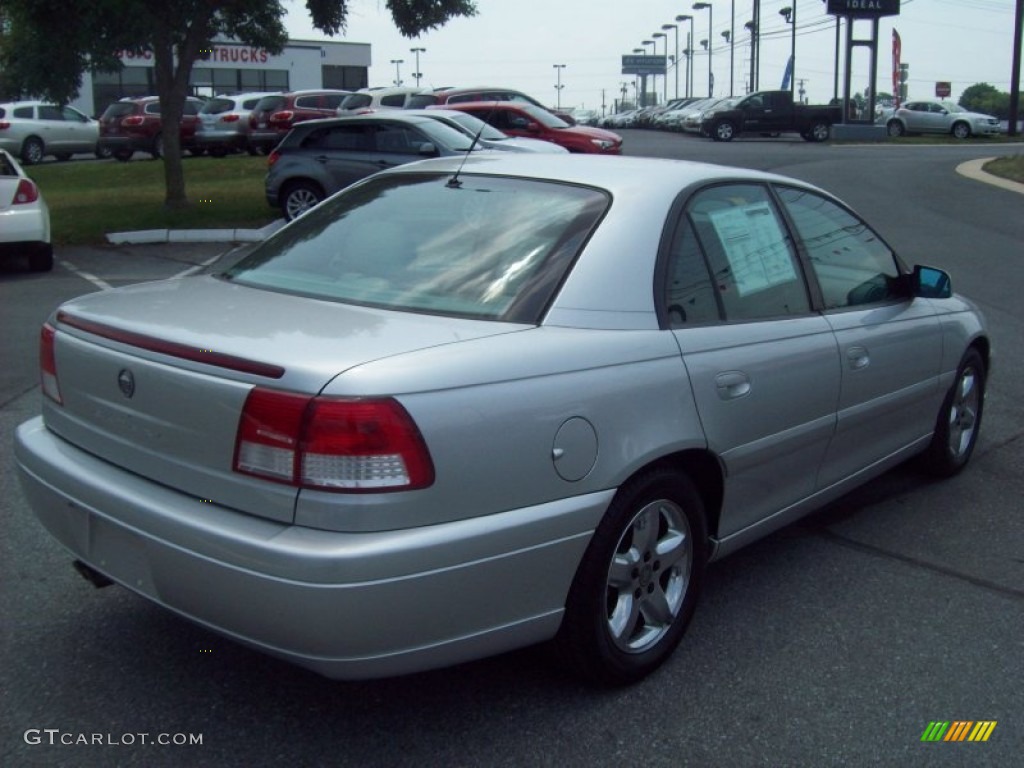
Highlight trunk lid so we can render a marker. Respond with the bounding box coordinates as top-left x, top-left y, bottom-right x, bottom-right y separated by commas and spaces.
46, 275, 524, 523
